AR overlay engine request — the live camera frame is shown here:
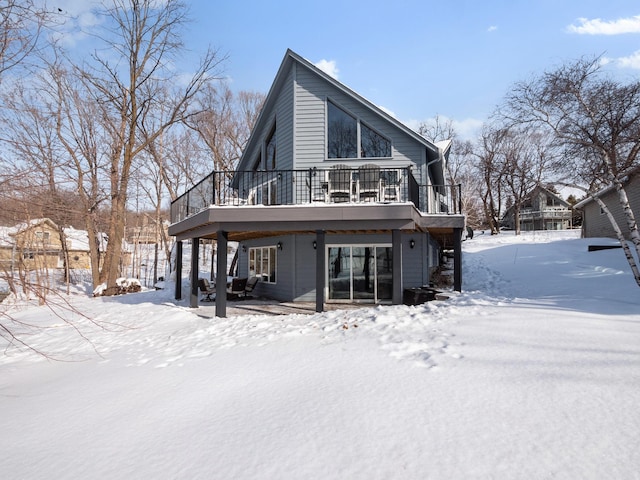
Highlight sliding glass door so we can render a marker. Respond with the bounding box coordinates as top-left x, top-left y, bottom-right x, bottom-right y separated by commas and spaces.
327, 245, 392, 303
